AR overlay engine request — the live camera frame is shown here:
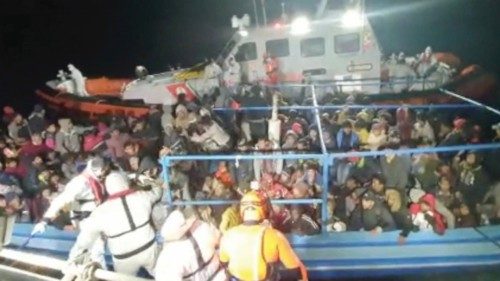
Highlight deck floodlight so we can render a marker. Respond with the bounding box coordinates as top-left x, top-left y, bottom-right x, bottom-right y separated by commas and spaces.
290, 16, 311, 36
342, 9, 363, 28
232, 14, 251, 37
